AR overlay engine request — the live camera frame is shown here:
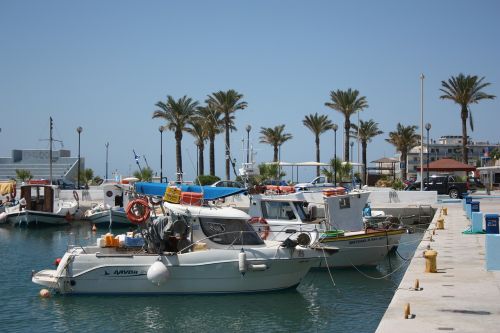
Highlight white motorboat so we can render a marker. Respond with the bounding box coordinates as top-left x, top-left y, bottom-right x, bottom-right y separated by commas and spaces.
84, 183, 134, 228
32, 199, 336, 295
5, 184, 78, 227
247, 189, 405, 268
